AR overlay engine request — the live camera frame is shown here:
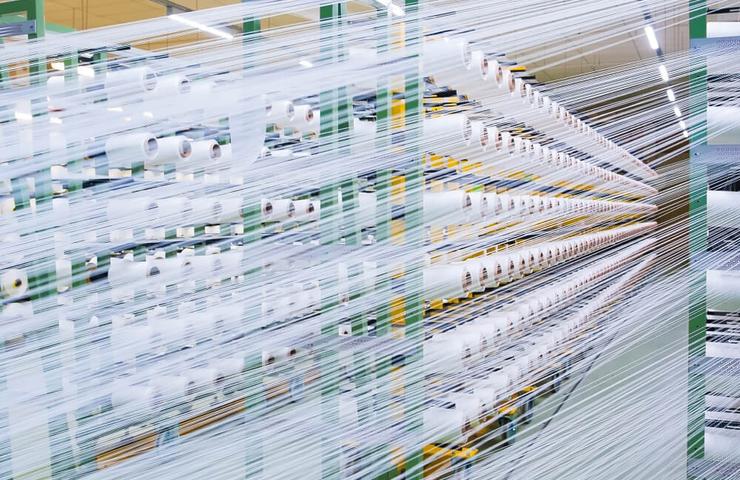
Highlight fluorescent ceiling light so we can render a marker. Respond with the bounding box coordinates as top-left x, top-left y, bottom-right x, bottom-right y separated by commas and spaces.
169, 14, 234, 41
666, 88, 676, 102
658, 64, 669, 82
50, 61, 65, 72
679, 120, 687, 130
673, 105, 681, 117
682, 130, 689, 138
376, 0, 405, 16
644, 25, 660, 50
299, 59, 313, 68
